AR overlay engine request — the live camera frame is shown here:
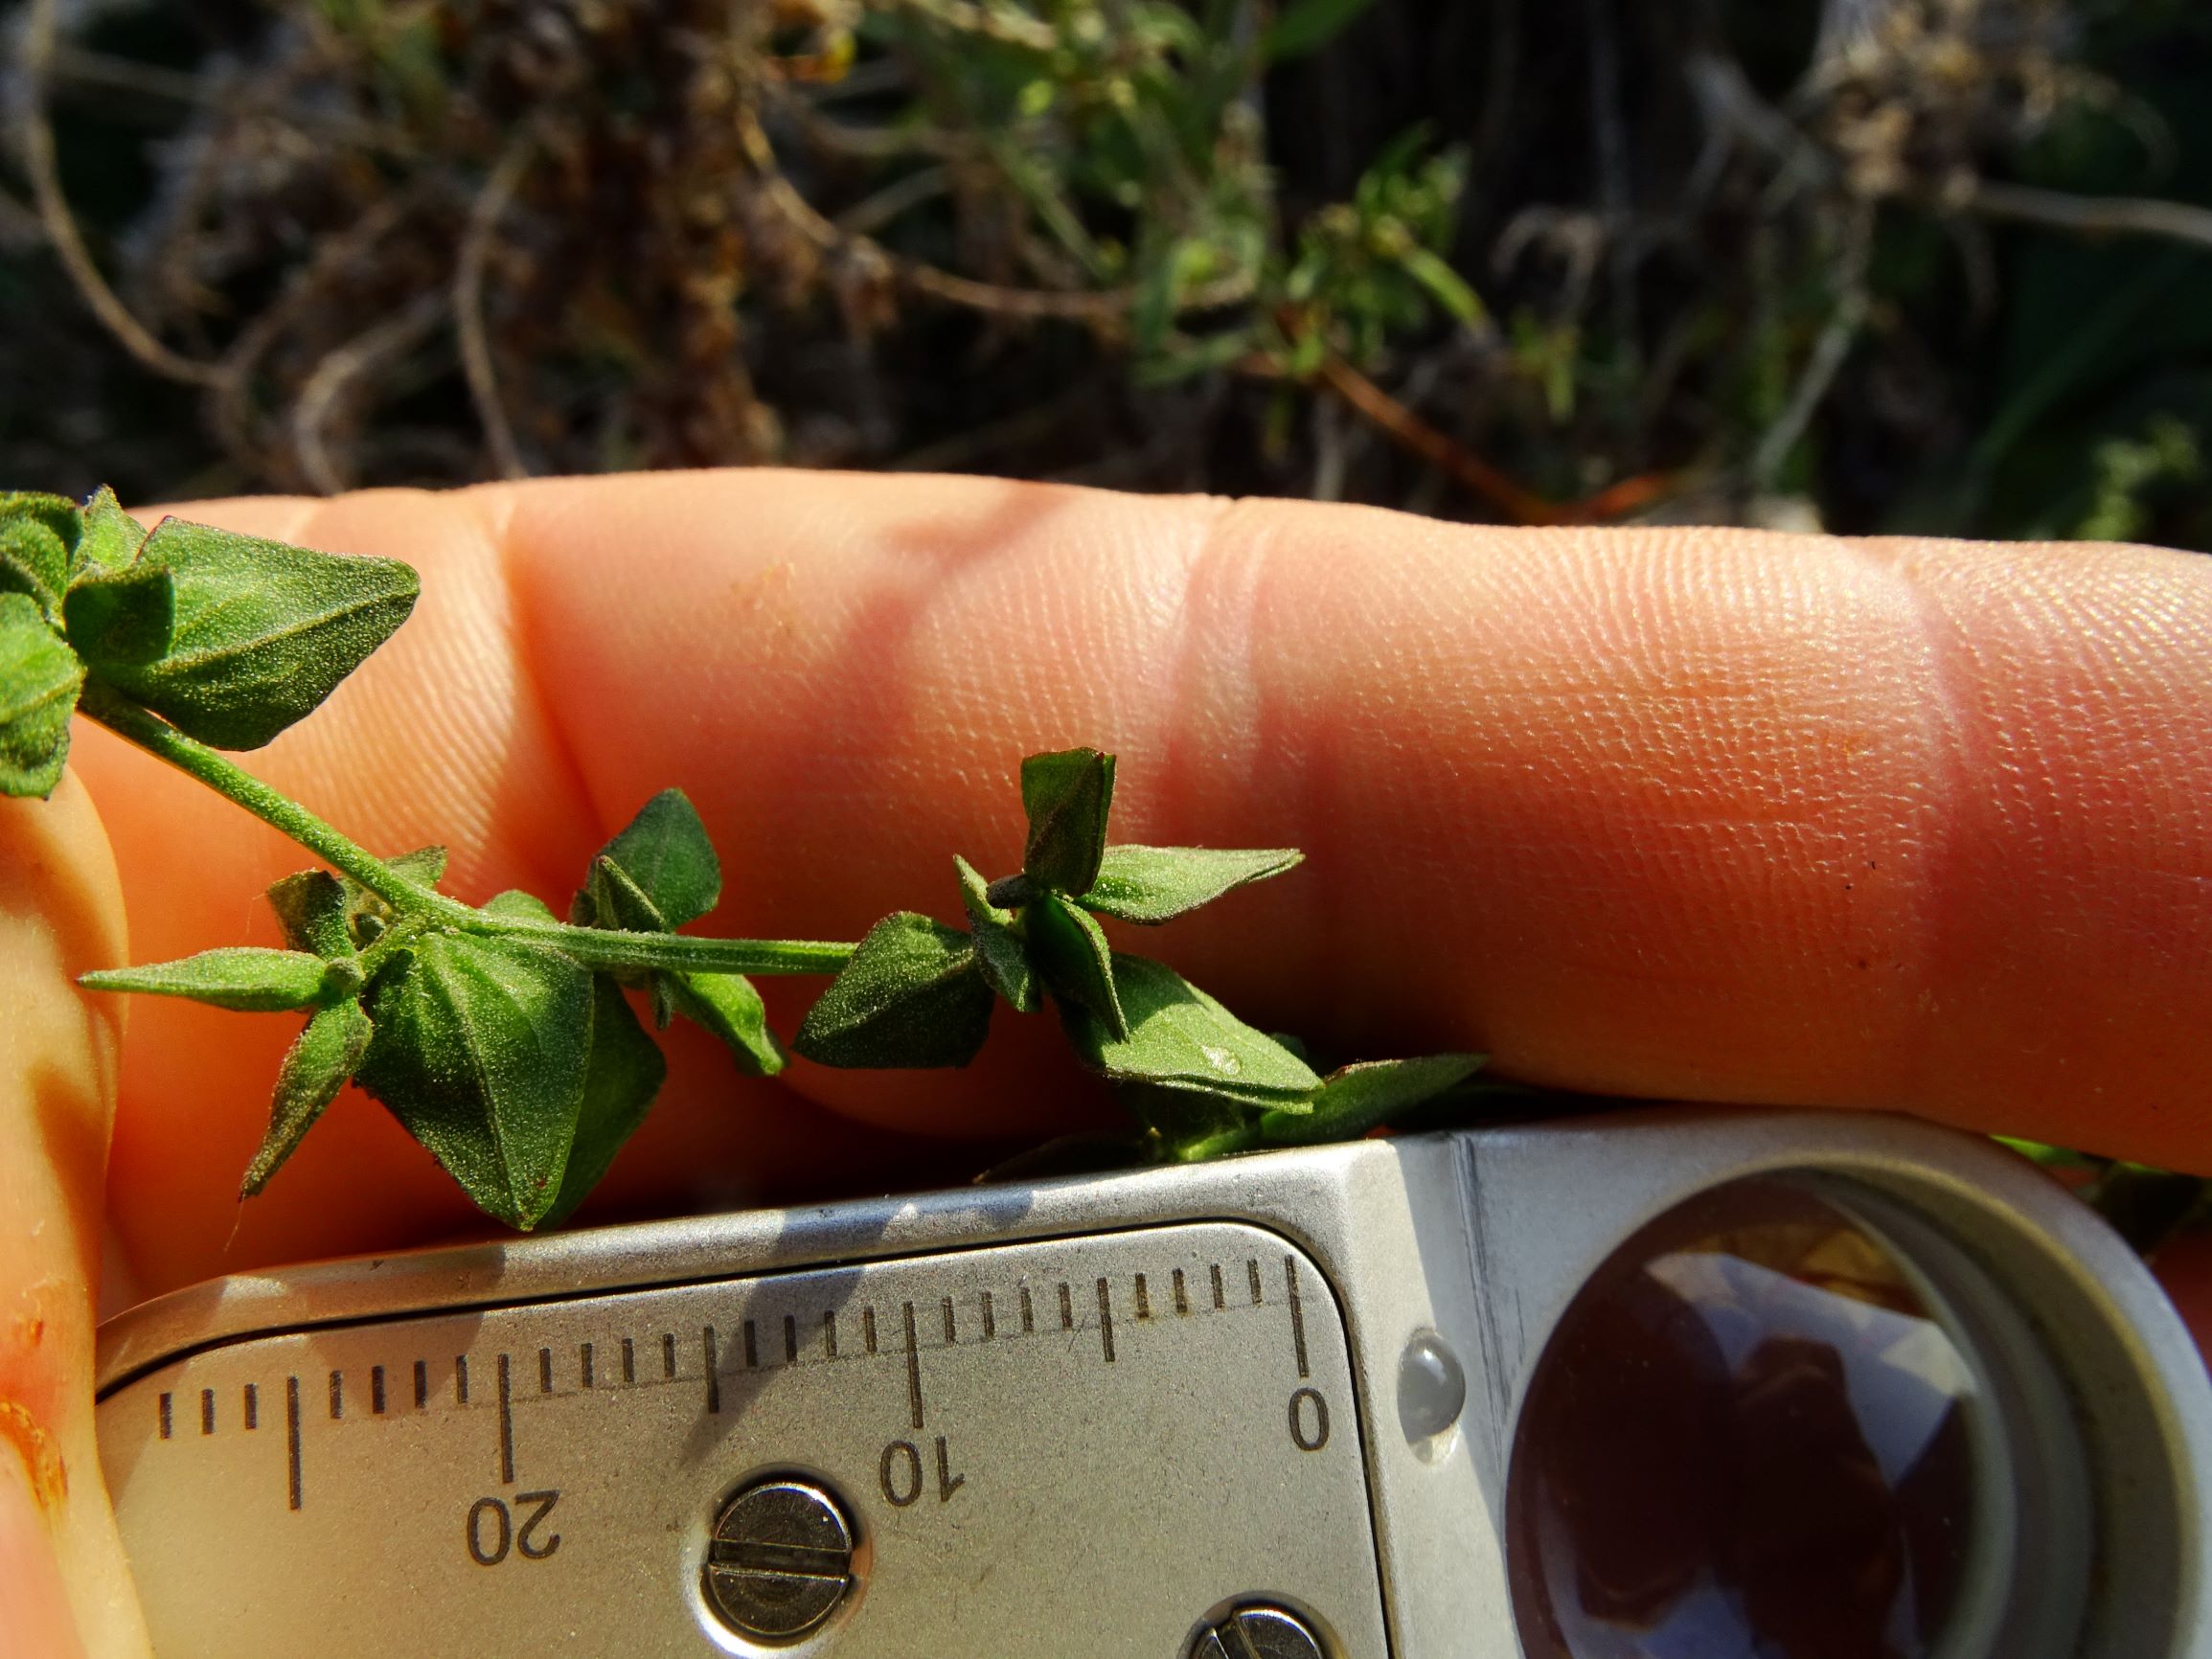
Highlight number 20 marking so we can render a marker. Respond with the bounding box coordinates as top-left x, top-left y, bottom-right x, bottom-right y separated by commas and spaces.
466, 1490, 562, 1566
